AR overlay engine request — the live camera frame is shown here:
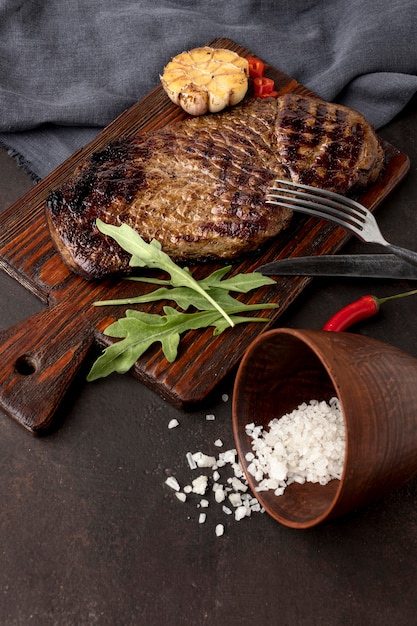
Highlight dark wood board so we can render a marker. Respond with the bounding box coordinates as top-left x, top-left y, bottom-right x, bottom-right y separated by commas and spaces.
0, 38, 410, 434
